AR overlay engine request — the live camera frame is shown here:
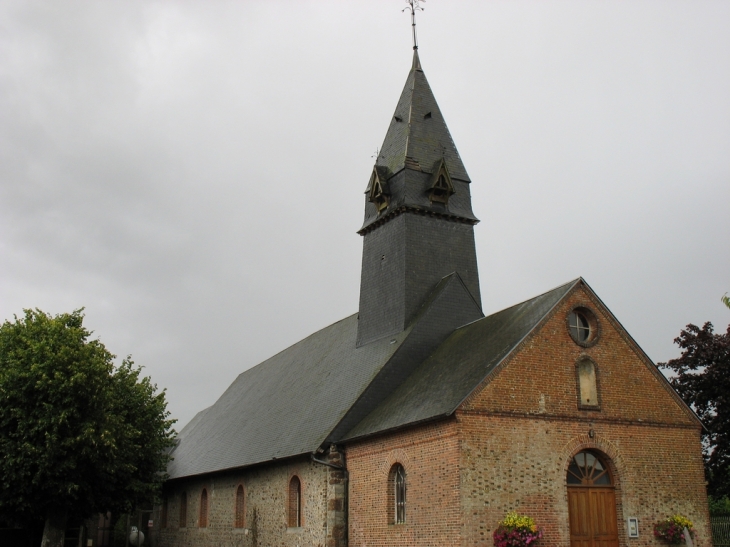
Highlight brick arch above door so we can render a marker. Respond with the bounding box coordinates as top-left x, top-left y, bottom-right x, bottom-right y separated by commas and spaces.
558, 433, 626, 488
